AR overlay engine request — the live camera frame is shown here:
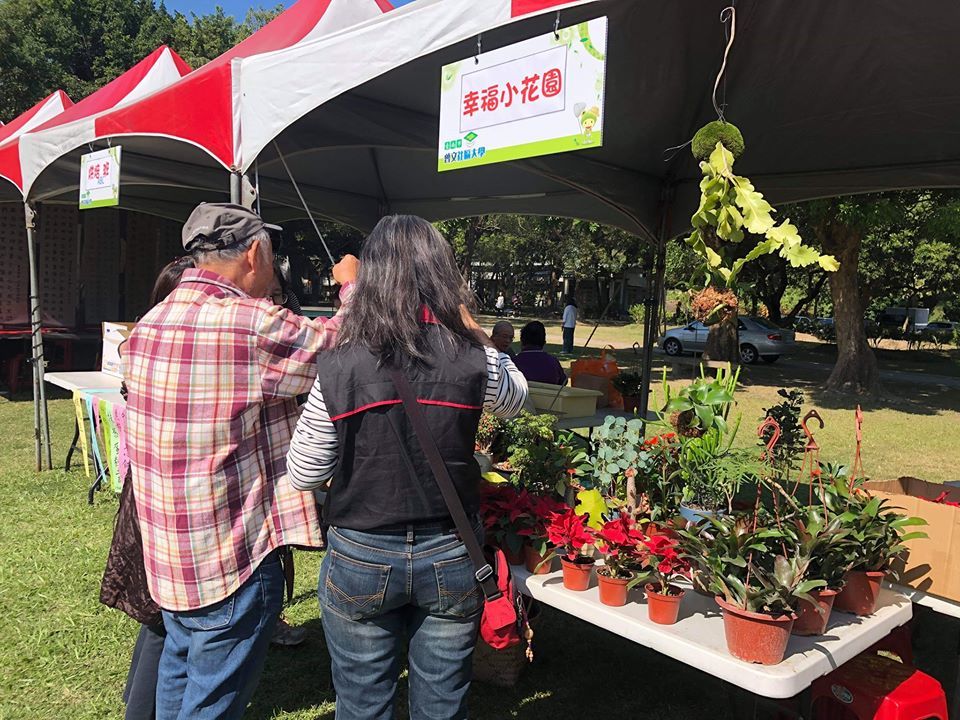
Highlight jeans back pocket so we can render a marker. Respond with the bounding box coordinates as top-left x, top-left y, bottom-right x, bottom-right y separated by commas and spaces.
321, 549, 391, 621
175, 594, 236, 632
433, 554, 484, 618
